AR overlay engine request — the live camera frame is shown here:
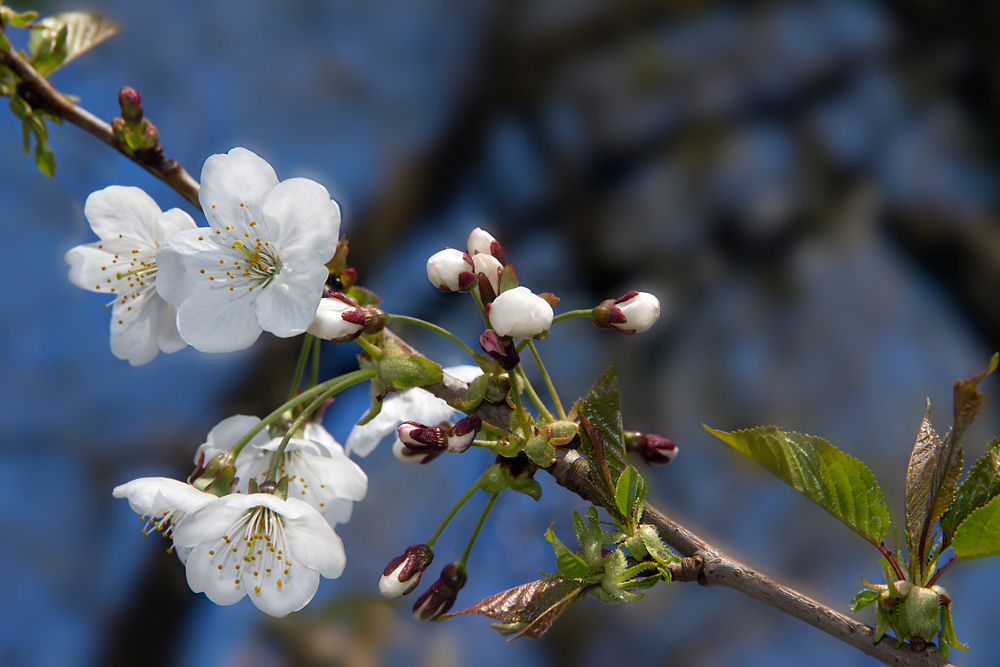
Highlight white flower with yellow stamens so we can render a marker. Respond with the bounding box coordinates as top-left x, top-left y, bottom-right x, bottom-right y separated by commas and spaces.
172, 492, 345, 617
156, 147, 341, 353
112, 476, 218, 562
65, 185, 197, 365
